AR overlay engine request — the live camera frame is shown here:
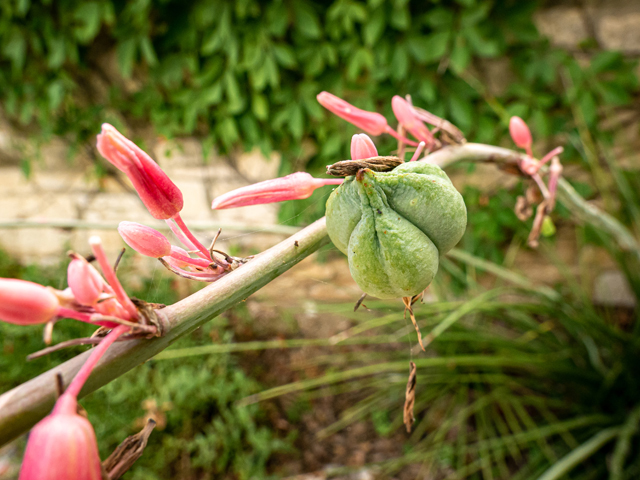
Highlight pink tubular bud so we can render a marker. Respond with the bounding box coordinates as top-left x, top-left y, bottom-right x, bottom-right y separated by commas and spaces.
509, 116, 532, 152
212, 172, 342, 209
317, 92, 388, 136
118, 221, 172, 258
0, 279, 59, 325
97, 124, 184, 220
19, 395, 102, 480
350, 134, 378, 160
391, 96, 434, 144
67, 255, 104, 306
